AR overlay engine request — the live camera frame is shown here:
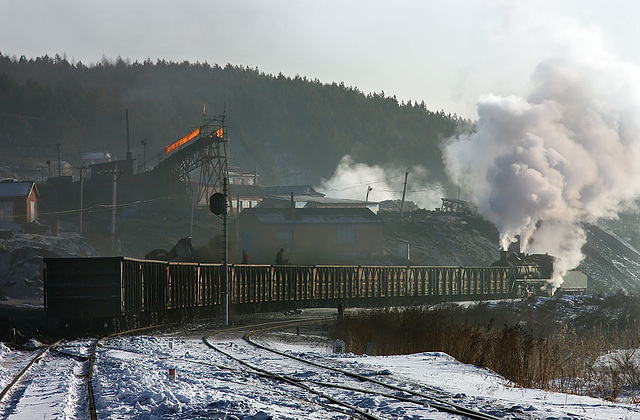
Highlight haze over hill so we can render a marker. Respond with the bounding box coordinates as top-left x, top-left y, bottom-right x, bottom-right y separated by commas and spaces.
0, 54, 468, 191
2, 54, 640, 296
